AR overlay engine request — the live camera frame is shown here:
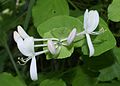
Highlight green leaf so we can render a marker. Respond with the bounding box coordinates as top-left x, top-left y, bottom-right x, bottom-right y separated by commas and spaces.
37, 15, 83, 37
108, 0, 120, 22
40, 79, 66, 86
80, 17, 116, 56
51, 27, 71, 39
38, 15, 84, 48
113, 47, 120, 64
70, 8, 82, 17
72, 66, 97, 86
32, 0, 69, 27
44, 29, 74, 60
0, 73, 26, 86
82, 50, 115, 71
97, 63, 120, 81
